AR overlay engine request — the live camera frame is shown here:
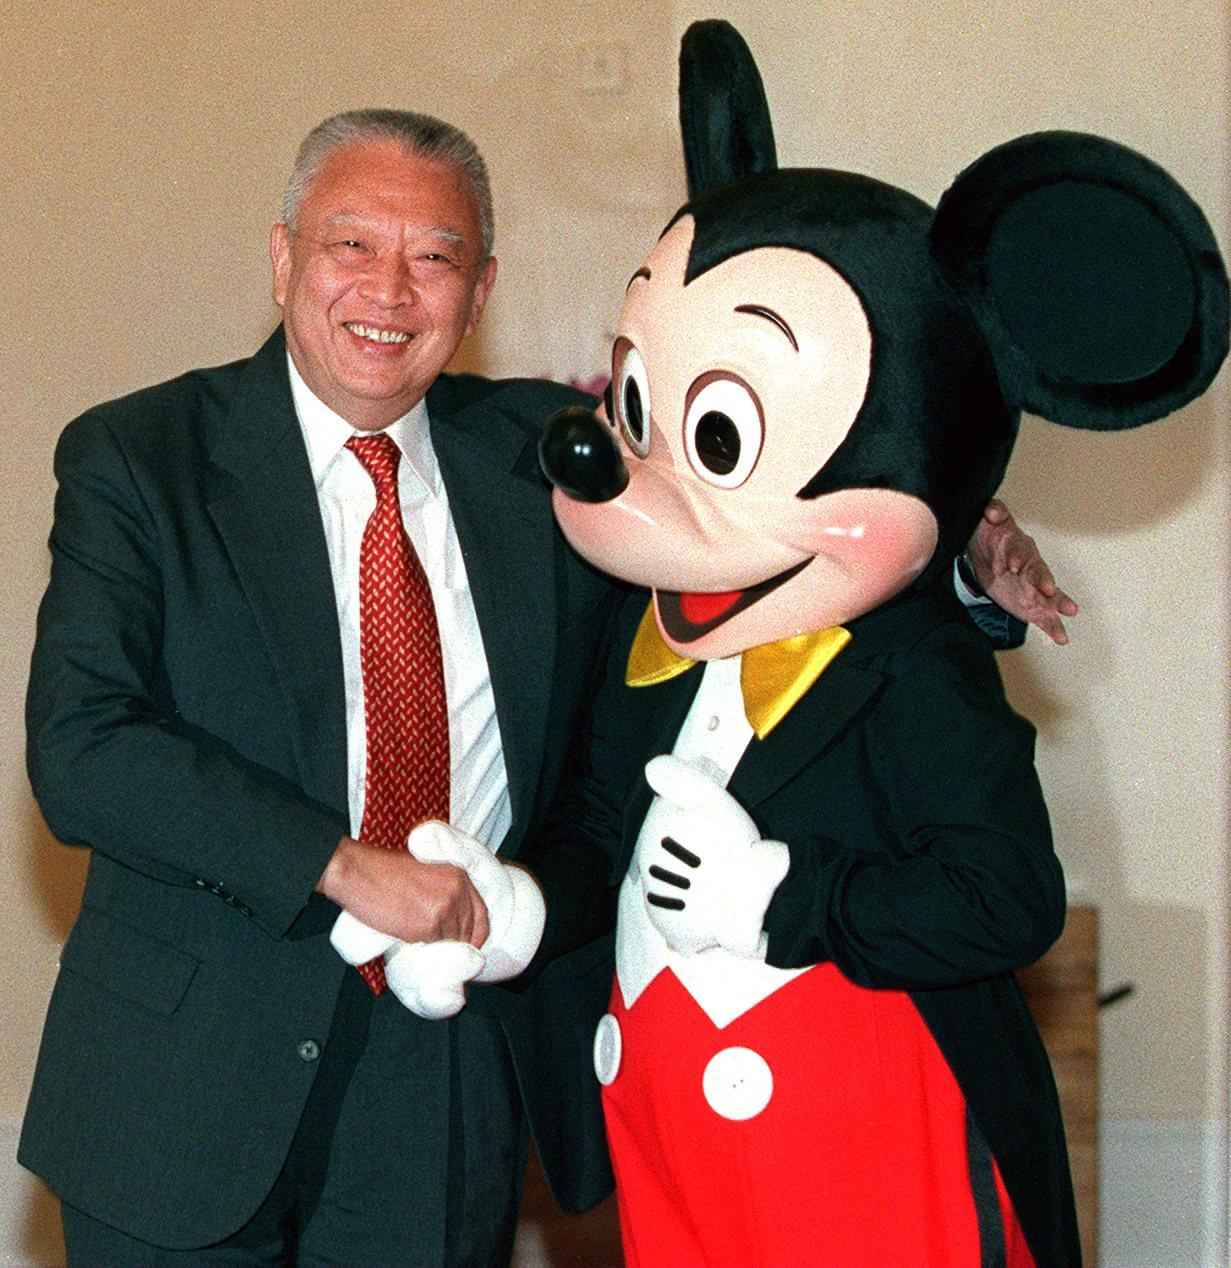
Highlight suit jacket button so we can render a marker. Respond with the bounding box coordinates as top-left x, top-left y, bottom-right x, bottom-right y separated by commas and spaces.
297, 1040, 320, 1062
593, 1013, 621, 1085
